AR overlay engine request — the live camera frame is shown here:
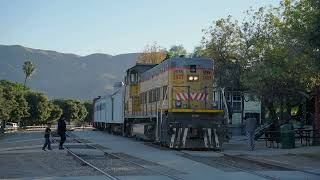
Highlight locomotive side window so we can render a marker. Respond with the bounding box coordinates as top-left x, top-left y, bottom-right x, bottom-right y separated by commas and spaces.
190, 65, 196, 73
130, 73, 138, 83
